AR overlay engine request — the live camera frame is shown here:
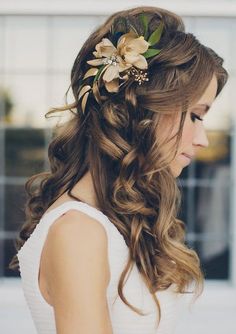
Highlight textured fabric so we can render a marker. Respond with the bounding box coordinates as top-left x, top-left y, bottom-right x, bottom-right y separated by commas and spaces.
17, 200, 193, 334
